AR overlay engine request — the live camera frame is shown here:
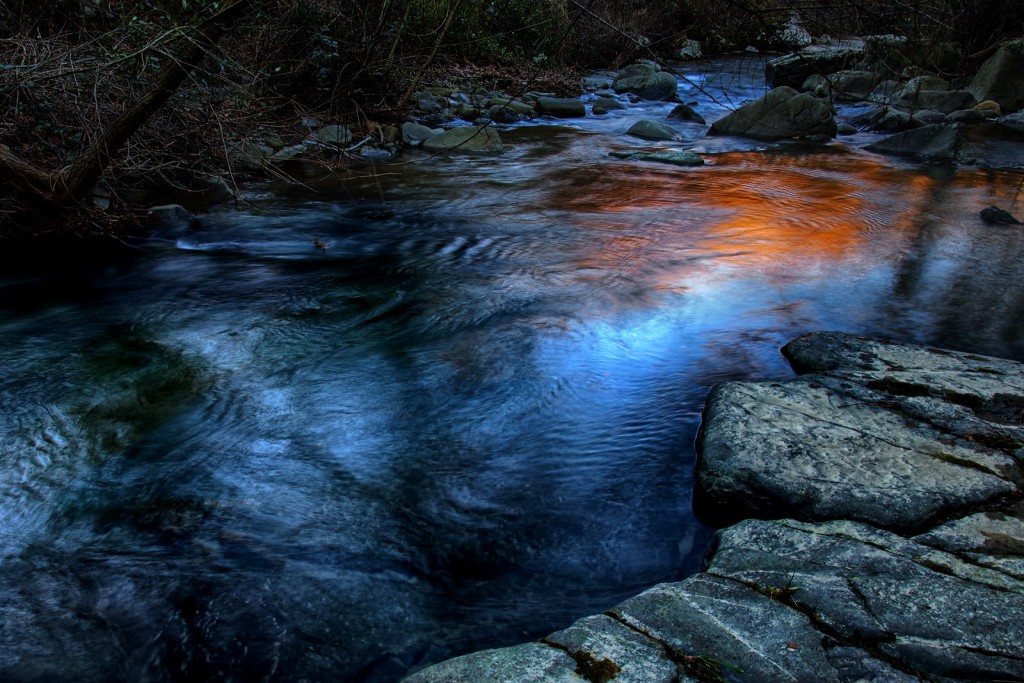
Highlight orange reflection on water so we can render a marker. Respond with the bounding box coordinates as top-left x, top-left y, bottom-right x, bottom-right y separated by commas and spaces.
548, 151, 954, 290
